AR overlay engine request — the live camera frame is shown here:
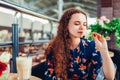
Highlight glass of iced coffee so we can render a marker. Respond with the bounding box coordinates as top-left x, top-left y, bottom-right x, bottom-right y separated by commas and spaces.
16, 57, 32, 80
